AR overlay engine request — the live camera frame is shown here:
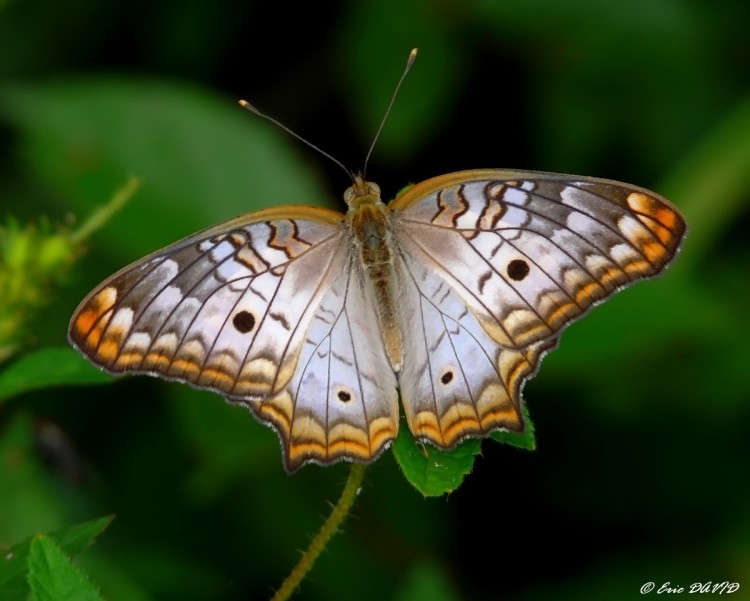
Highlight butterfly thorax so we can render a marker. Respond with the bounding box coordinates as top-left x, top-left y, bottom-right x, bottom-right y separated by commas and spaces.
346, 181, 404, 372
